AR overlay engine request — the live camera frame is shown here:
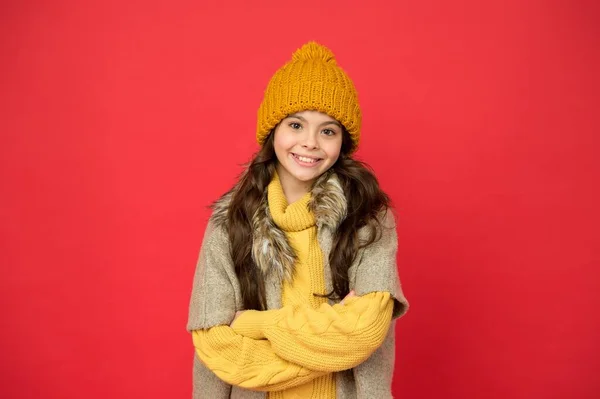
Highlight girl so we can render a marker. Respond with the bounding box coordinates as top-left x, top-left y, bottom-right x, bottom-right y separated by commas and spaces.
187, 41, 409, 399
